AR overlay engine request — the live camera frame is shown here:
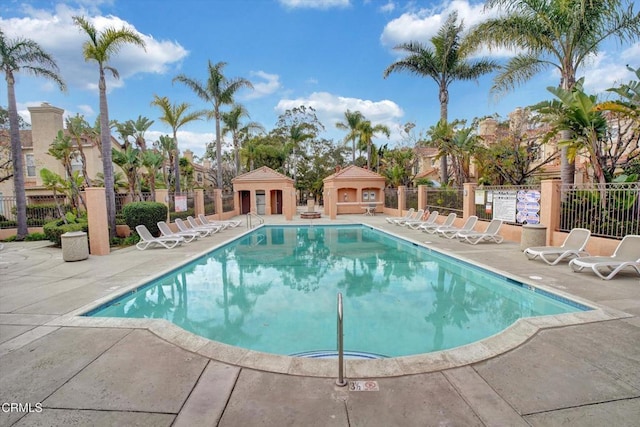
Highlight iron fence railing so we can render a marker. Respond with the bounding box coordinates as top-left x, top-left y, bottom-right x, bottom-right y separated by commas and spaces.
384, 188, 398, 209
204, 190, 217, 215
0, 195, 72, 228
476, 185, 541, 223
405, 188, 418, 210
560, 182, 639, 239
222, 192, 235, 213
115, 192, 154, 216
425, 187, 464, 217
